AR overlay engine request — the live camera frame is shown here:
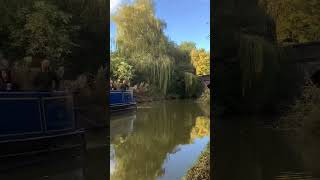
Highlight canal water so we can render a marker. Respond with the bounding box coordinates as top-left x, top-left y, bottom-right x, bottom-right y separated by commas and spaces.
0, 129, 108, 180
110, 100, 210, 180
214, 118, 320, 180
